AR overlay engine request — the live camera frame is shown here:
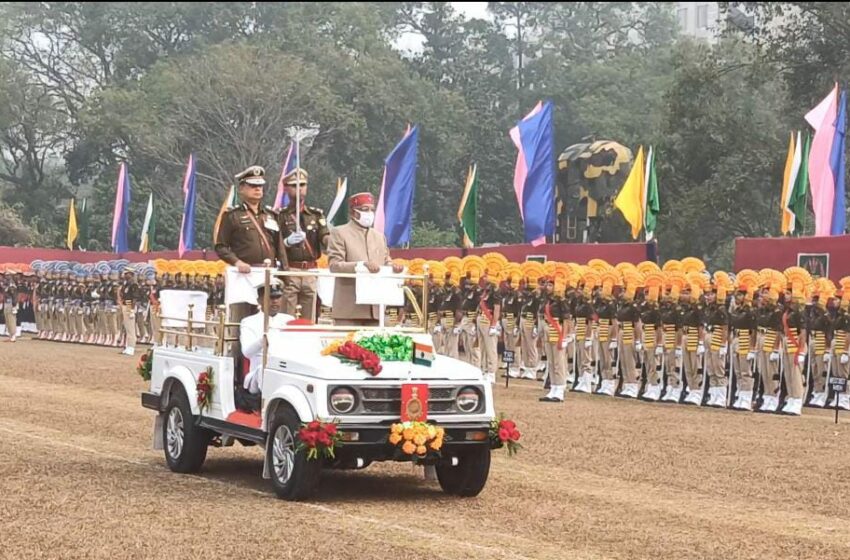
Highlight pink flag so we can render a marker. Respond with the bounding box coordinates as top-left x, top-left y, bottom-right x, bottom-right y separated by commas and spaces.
804, 84, 838, 237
